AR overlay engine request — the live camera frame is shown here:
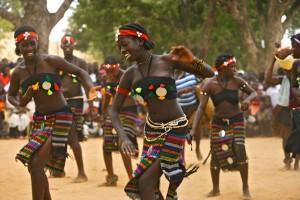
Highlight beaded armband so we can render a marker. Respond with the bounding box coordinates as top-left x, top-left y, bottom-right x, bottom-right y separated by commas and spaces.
200, 91, 209, 96
116, 86, 129, 96
239, 83, 248, 91
193, 57, 205, 71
